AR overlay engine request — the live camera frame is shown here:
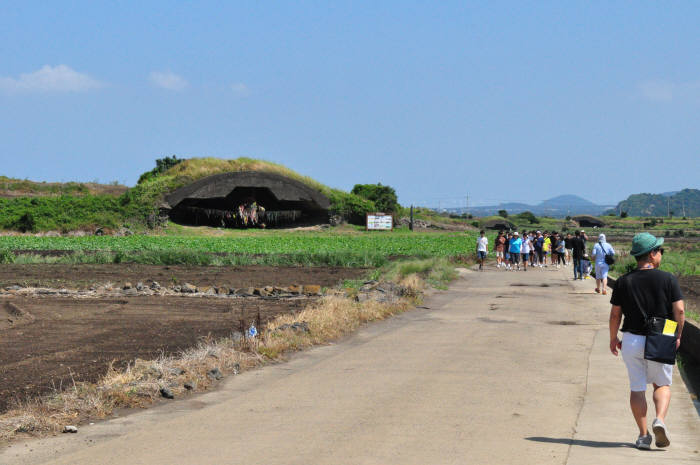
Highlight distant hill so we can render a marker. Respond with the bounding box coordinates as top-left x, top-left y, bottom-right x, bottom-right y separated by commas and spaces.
448, 194, 611, 218
538, 195, 597, 208
609, 188, 700, 217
